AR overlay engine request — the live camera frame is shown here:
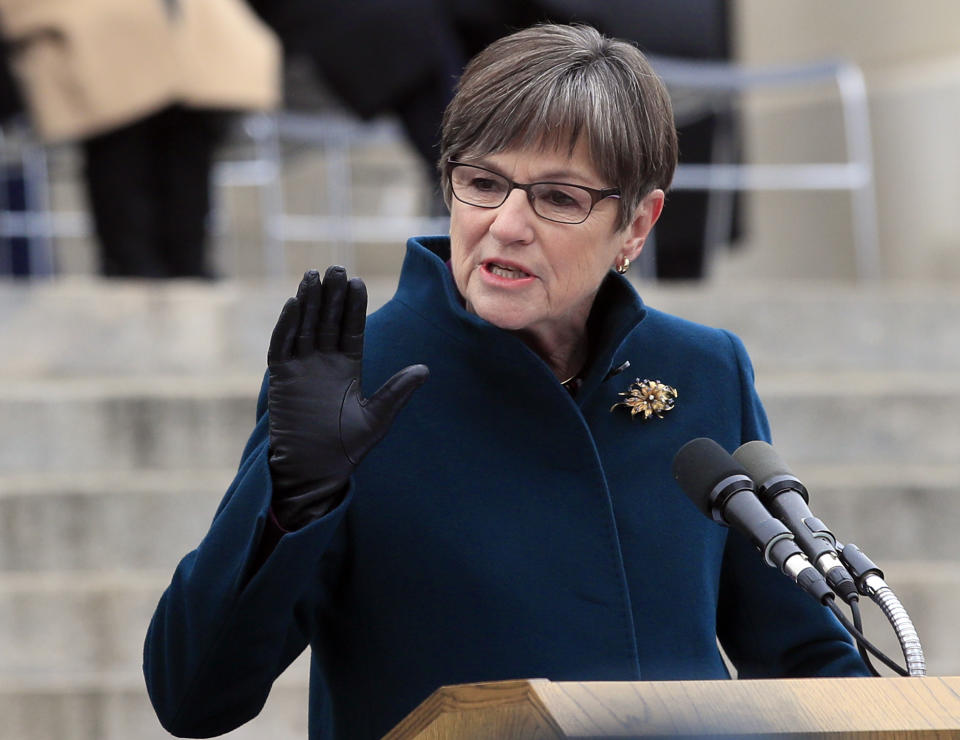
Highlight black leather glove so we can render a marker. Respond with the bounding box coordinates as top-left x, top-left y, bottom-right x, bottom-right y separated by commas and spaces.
267, 266, 429, 529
